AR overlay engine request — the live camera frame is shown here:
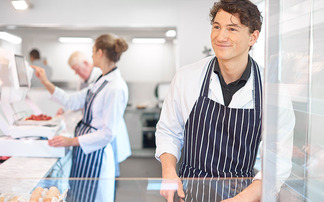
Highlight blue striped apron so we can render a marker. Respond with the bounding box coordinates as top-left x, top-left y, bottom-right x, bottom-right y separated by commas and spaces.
179, 57, 262, 201
67, 80, 108, 202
